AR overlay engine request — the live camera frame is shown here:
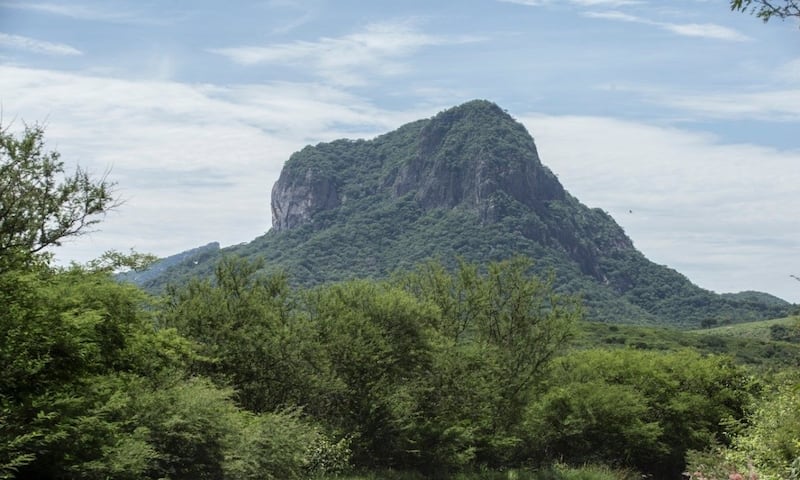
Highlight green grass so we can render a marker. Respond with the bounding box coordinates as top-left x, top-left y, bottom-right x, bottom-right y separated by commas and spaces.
691, 315, 799, 340
573, 318, 800, 369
